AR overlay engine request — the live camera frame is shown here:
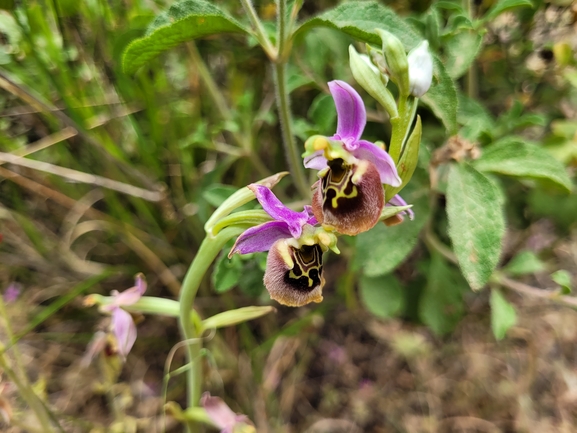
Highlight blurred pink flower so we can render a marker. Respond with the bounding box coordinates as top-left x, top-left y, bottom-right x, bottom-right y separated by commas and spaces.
200, 392, 255, 433
3, 283, 21, 303
100, 274, 146, 359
